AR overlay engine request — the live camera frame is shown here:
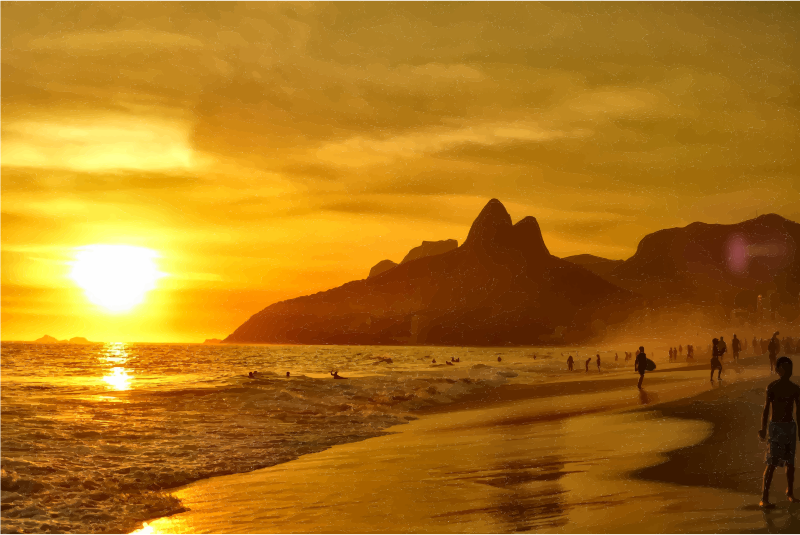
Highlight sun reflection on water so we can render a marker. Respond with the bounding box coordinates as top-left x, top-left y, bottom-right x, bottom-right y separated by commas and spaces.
131, 521, 155, 535
100, 343, 133, 391
103, 367, 132, 391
